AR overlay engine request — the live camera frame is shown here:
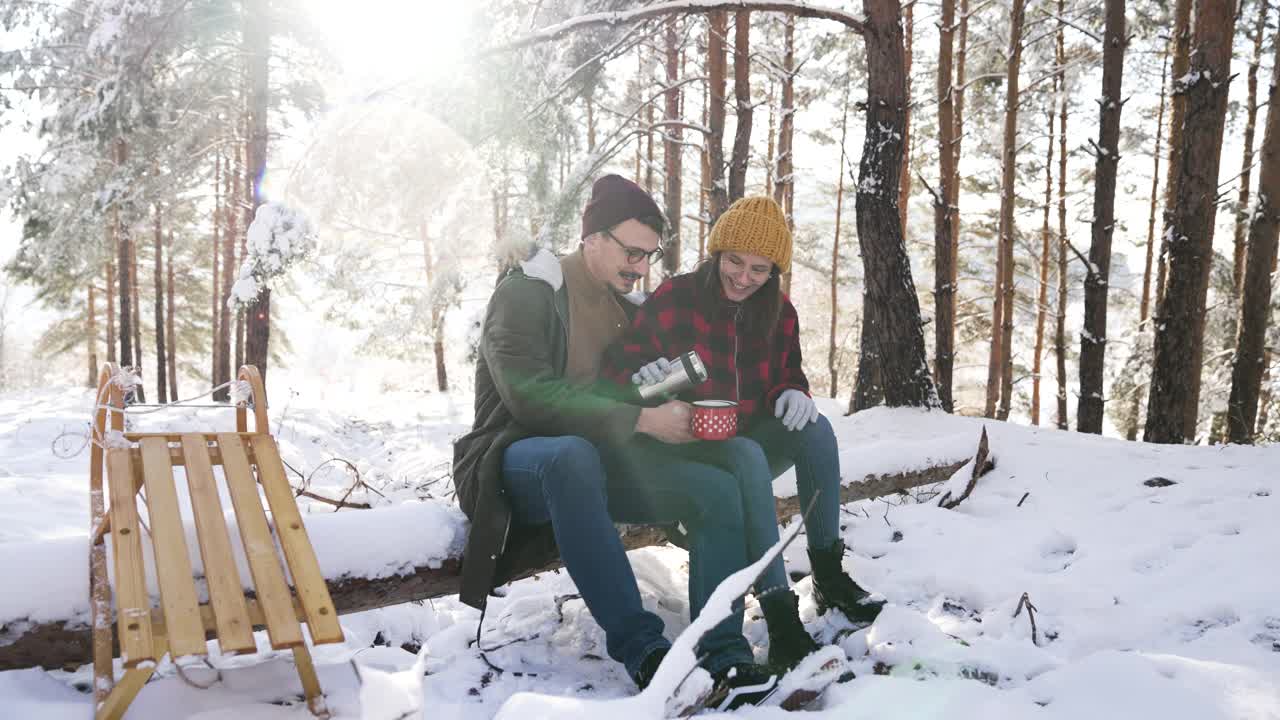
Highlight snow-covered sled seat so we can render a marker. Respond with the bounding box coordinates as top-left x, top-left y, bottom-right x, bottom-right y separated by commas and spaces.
89, 364, 343, 720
